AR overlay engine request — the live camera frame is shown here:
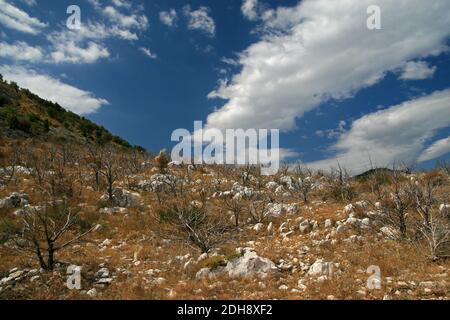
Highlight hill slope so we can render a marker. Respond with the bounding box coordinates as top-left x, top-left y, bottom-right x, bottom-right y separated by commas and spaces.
0, 76, 140, 150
